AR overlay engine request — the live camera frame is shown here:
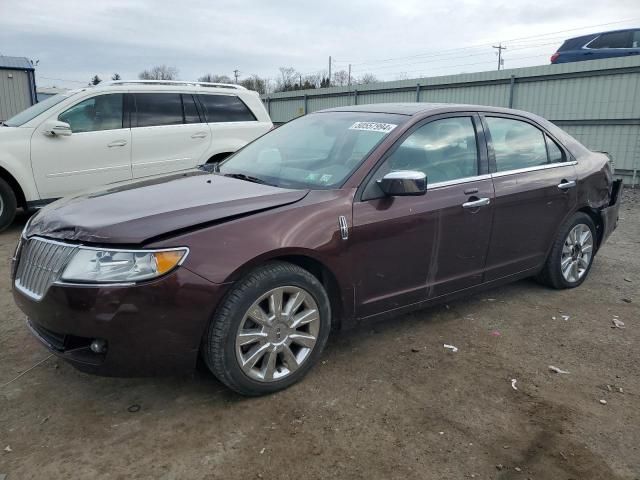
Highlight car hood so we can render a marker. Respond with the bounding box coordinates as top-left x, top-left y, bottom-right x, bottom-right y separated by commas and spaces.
27, 172, 309, 244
